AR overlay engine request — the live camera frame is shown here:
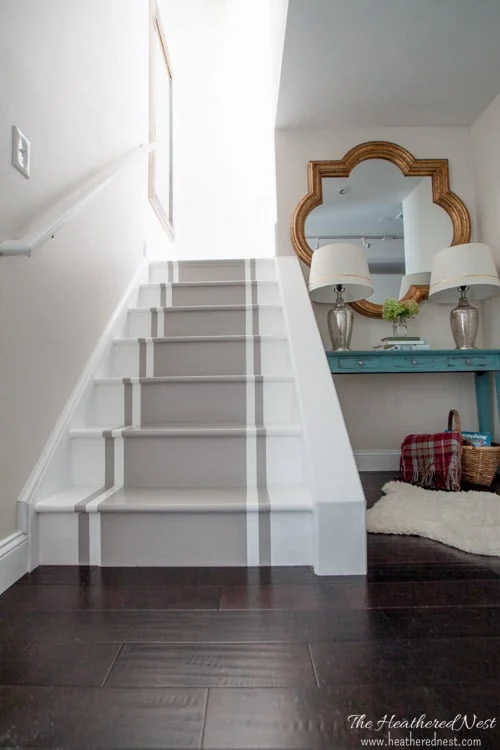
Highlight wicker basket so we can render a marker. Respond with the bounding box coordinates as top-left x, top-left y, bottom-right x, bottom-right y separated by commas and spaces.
448, 409, 500, 487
